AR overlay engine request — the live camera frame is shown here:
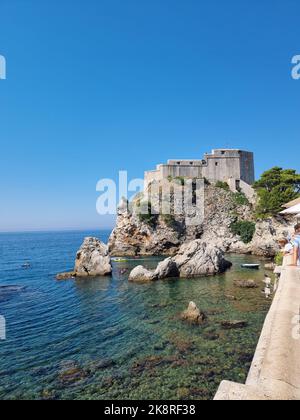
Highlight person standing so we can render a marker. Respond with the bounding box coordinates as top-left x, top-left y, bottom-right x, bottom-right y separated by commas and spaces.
292, 224, 300, 267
